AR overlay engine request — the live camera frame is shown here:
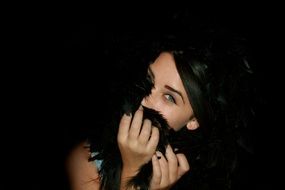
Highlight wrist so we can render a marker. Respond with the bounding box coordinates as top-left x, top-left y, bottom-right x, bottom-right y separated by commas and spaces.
120, 166, 139, 189
121, 165, 139, 179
